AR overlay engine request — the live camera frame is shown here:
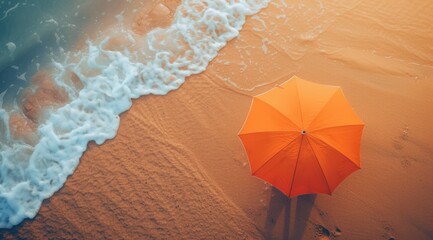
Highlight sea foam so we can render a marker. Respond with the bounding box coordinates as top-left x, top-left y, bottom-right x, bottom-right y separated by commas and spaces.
0, 0, 269, 228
